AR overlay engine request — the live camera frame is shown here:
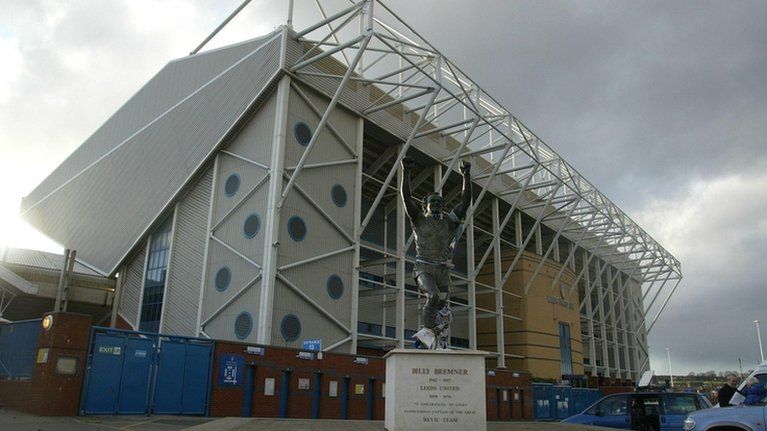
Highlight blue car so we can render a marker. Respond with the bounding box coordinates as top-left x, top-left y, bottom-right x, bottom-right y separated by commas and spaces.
563, 392, 712, 431
684, 403, 767, 431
